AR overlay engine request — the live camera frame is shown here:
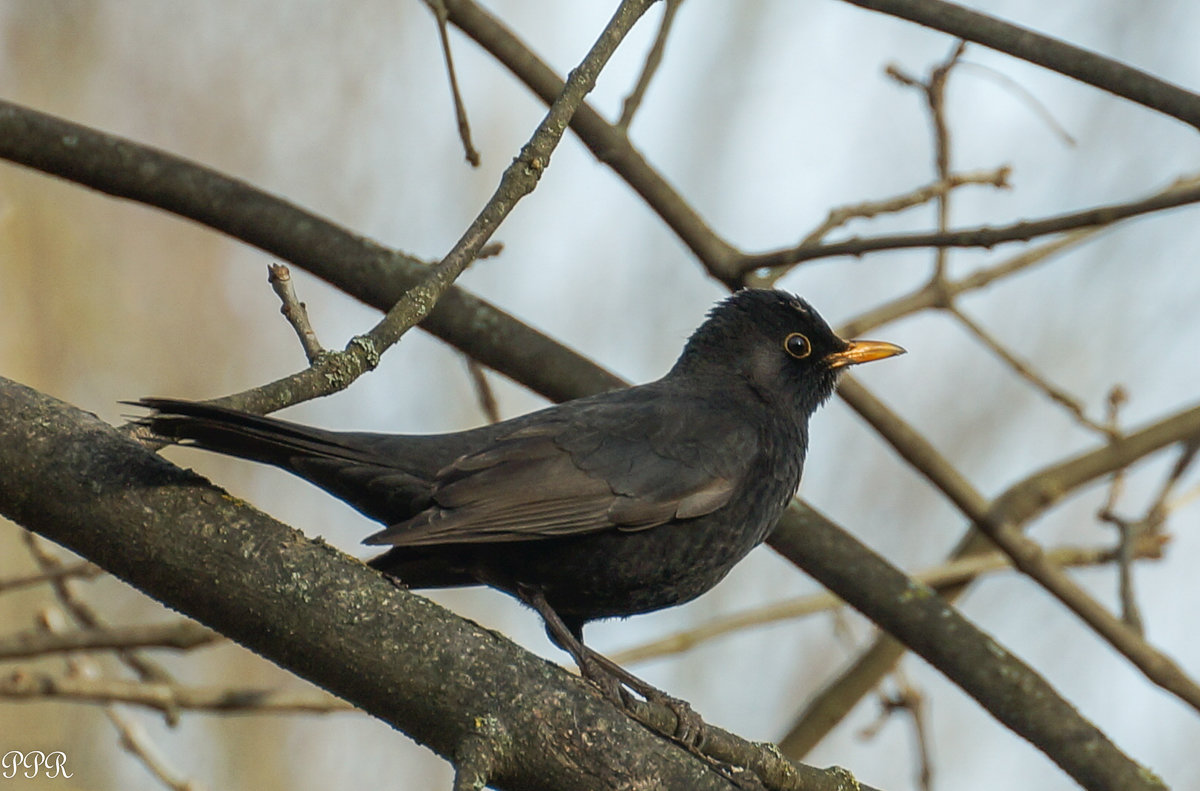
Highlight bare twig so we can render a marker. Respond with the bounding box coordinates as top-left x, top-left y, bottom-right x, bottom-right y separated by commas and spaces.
187, 0, 657, 419
837, 224, 1101, 337
464, 357, 501, 424
443, 0, 1200, 292
424, 0, 481, 166
749, 167, 1010, 286
0, 97, 625, 406
1096, 387, 1141, 631
40, 609, 209, 791
0, 671, 355, 715
947, 303, 1118, 438
21, 534, 176, 688
956, 60, 1077, 146
887, 39, 967, 280
859, 677, 933, 791
1099, 429, 1199, 634
268, 264, 325, 362
104, 705, 207, 791
771, 501, 1165, 791
738, 176, 1200, 273
854, 379, 1200, 715
442, 0, 744, 285
0, 561, 102, 595
617, 0, 685, 130
976, 510, 1200, 714
0, 620, 220, 661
